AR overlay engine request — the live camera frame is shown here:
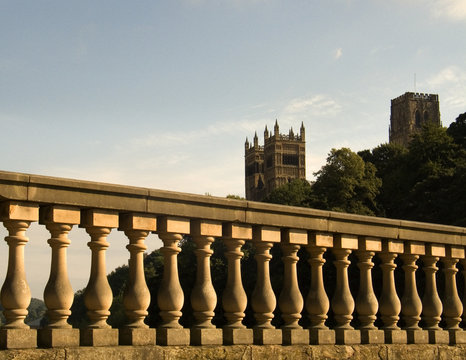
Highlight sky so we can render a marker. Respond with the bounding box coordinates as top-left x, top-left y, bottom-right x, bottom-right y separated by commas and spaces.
1, 0, 465, 299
